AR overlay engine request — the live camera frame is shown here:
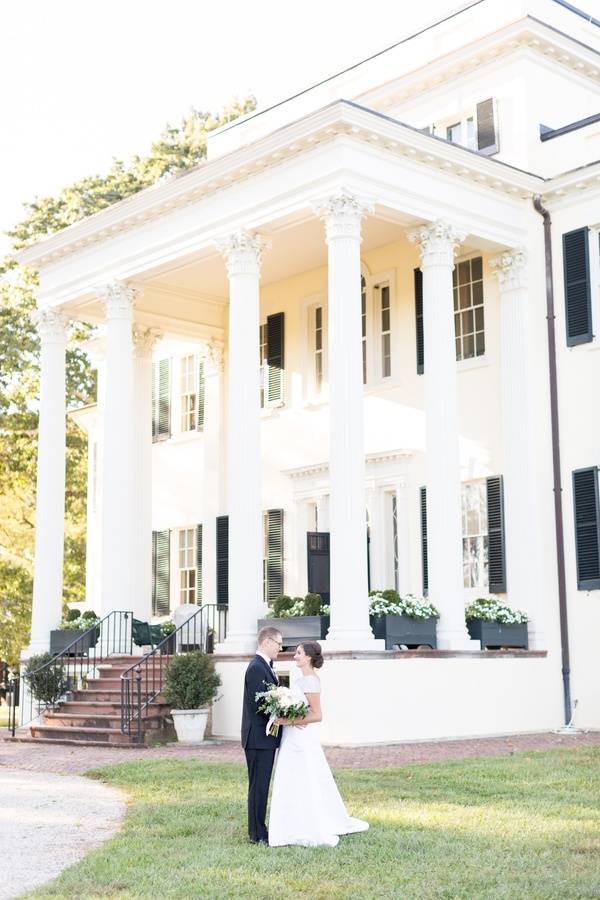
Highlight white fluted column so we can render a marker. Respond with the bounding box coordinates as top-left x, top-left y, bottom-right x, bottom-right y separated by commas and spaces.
96, 282, 139, 617
28, 308, 68, 654
409, 222, 473, 648
131, 326, 160, 621
315, 190, 382, 650
201, 341, 225, 606
217, 231, 270, 652
491, 248, 546, 647
315, 494, 330, 533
